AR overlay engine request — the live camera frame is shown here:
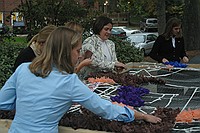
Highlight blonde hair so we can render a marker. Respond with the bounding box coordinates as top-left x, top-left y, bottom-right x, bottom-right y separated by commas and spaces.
28, 34, 38, 46
37, 25, 57, 43
29, 26, 82, 78
32, 25, 57, 56
65, 21, 83, 34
